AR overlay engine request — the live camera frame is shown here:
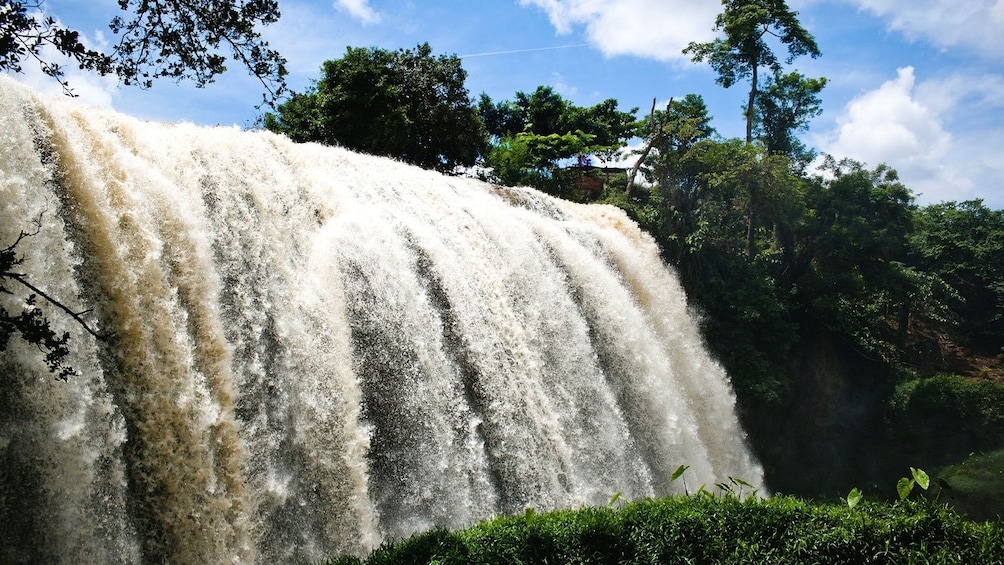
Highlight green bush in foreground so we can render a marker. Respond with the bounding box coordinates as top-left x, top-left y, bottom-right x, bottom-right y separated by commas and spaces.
323, 495, 1003, 565
325, 495, 1004, 565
